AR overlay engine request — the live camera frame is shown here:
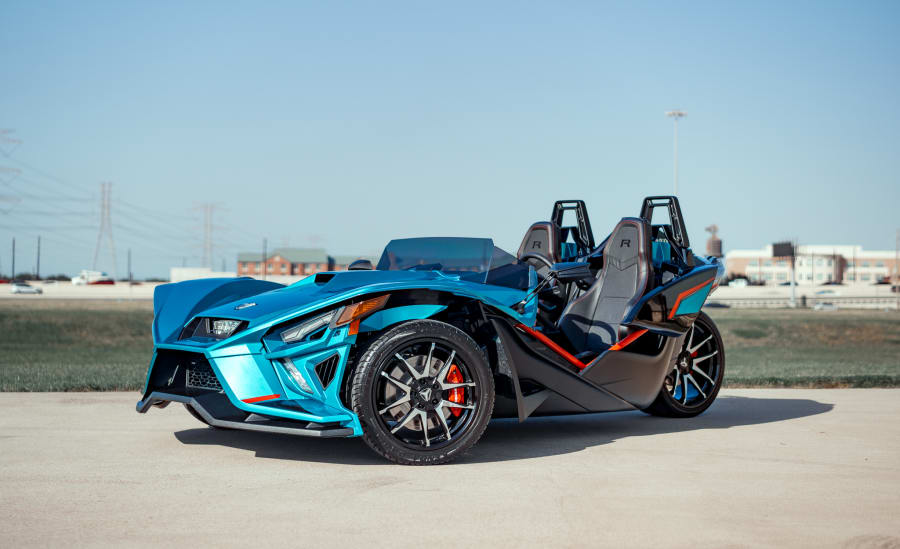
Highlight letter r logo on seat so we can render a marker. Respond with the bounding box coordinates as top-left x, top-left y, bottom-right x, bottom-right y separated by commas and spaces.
620, 239, 631, 247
